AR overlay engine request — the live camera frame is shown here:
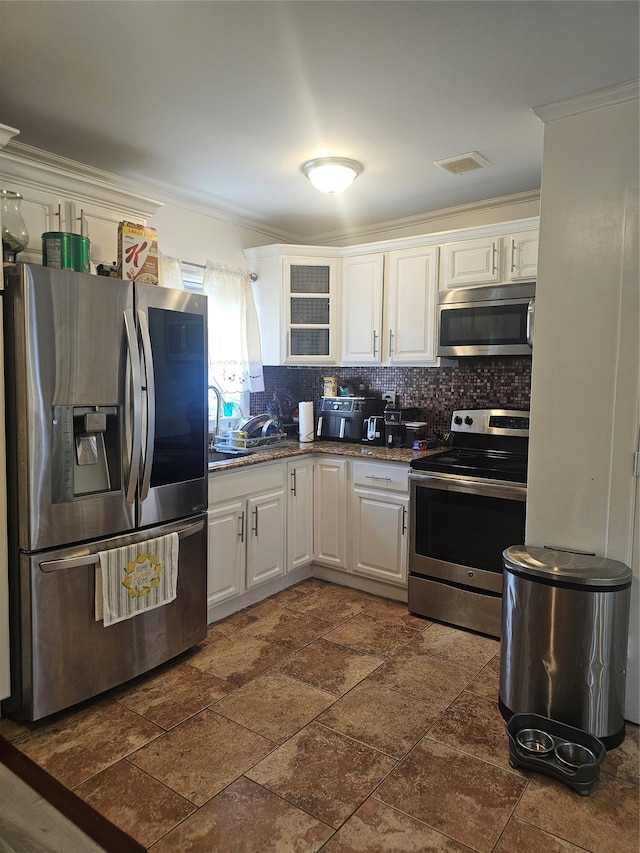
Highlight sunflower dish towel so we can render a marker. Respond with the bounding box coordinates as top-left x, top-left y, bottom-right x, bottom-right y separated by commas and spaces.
95, 532, 179, 626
